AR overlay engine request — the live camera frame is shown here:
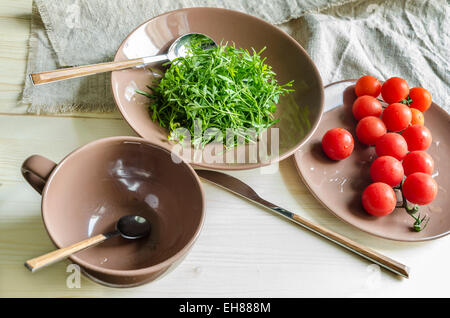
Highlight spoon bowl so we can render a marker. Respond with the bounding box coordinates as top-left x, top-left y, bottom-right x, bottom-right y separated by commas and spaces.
115, 215, 152, 240
166, 33, 216, 61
